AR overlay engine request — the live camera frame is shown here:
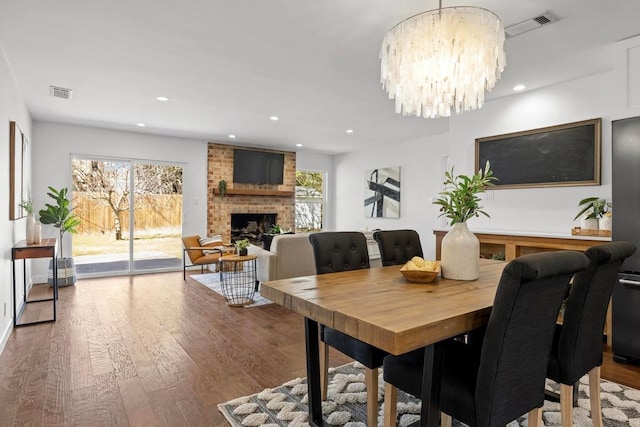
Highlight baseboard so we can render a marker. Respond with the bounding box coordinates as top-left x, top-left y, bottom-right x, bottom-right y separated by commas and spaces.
0, 321, 12, 356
